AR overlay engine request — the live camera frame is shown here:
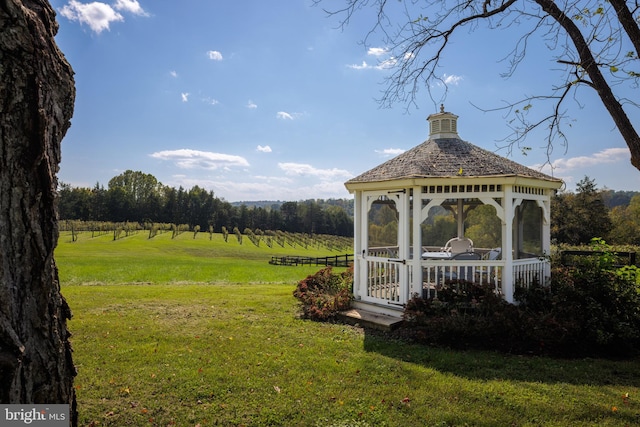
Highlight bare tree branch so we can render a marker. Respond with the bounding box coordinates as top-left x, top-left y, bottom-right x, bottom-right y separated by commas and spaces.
609, 0, 640, 58
535, 0, 640, 169
316, 0, 640, 171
